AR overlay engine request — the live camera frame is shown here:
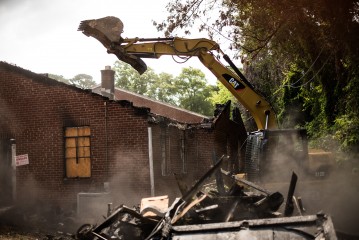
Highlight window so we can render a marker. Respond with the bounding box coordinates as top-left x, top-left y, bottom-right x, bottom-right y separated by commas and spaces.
64, 126, 91, 178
